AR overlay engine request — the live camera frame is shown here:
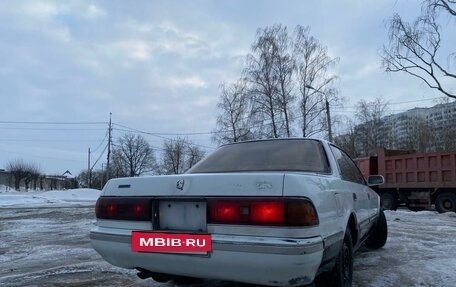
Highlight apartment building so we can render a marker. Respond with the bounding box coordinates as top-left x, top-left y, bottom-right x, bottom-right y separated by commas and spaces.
353, 101, 456, 155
